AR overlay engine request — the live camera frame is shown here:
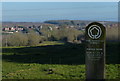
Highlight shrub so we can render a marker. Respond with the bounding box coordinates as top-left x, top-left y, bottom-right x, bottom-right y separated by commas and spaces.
7, 33, 28, 46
